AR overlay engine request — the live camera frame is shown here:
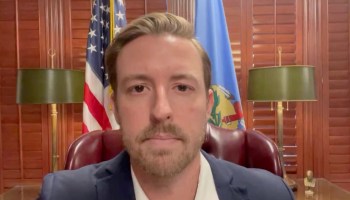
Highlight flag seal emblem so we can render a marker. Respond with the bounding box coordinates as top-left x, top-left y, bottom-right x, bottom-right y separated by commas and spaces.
209, 85, 244, 129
